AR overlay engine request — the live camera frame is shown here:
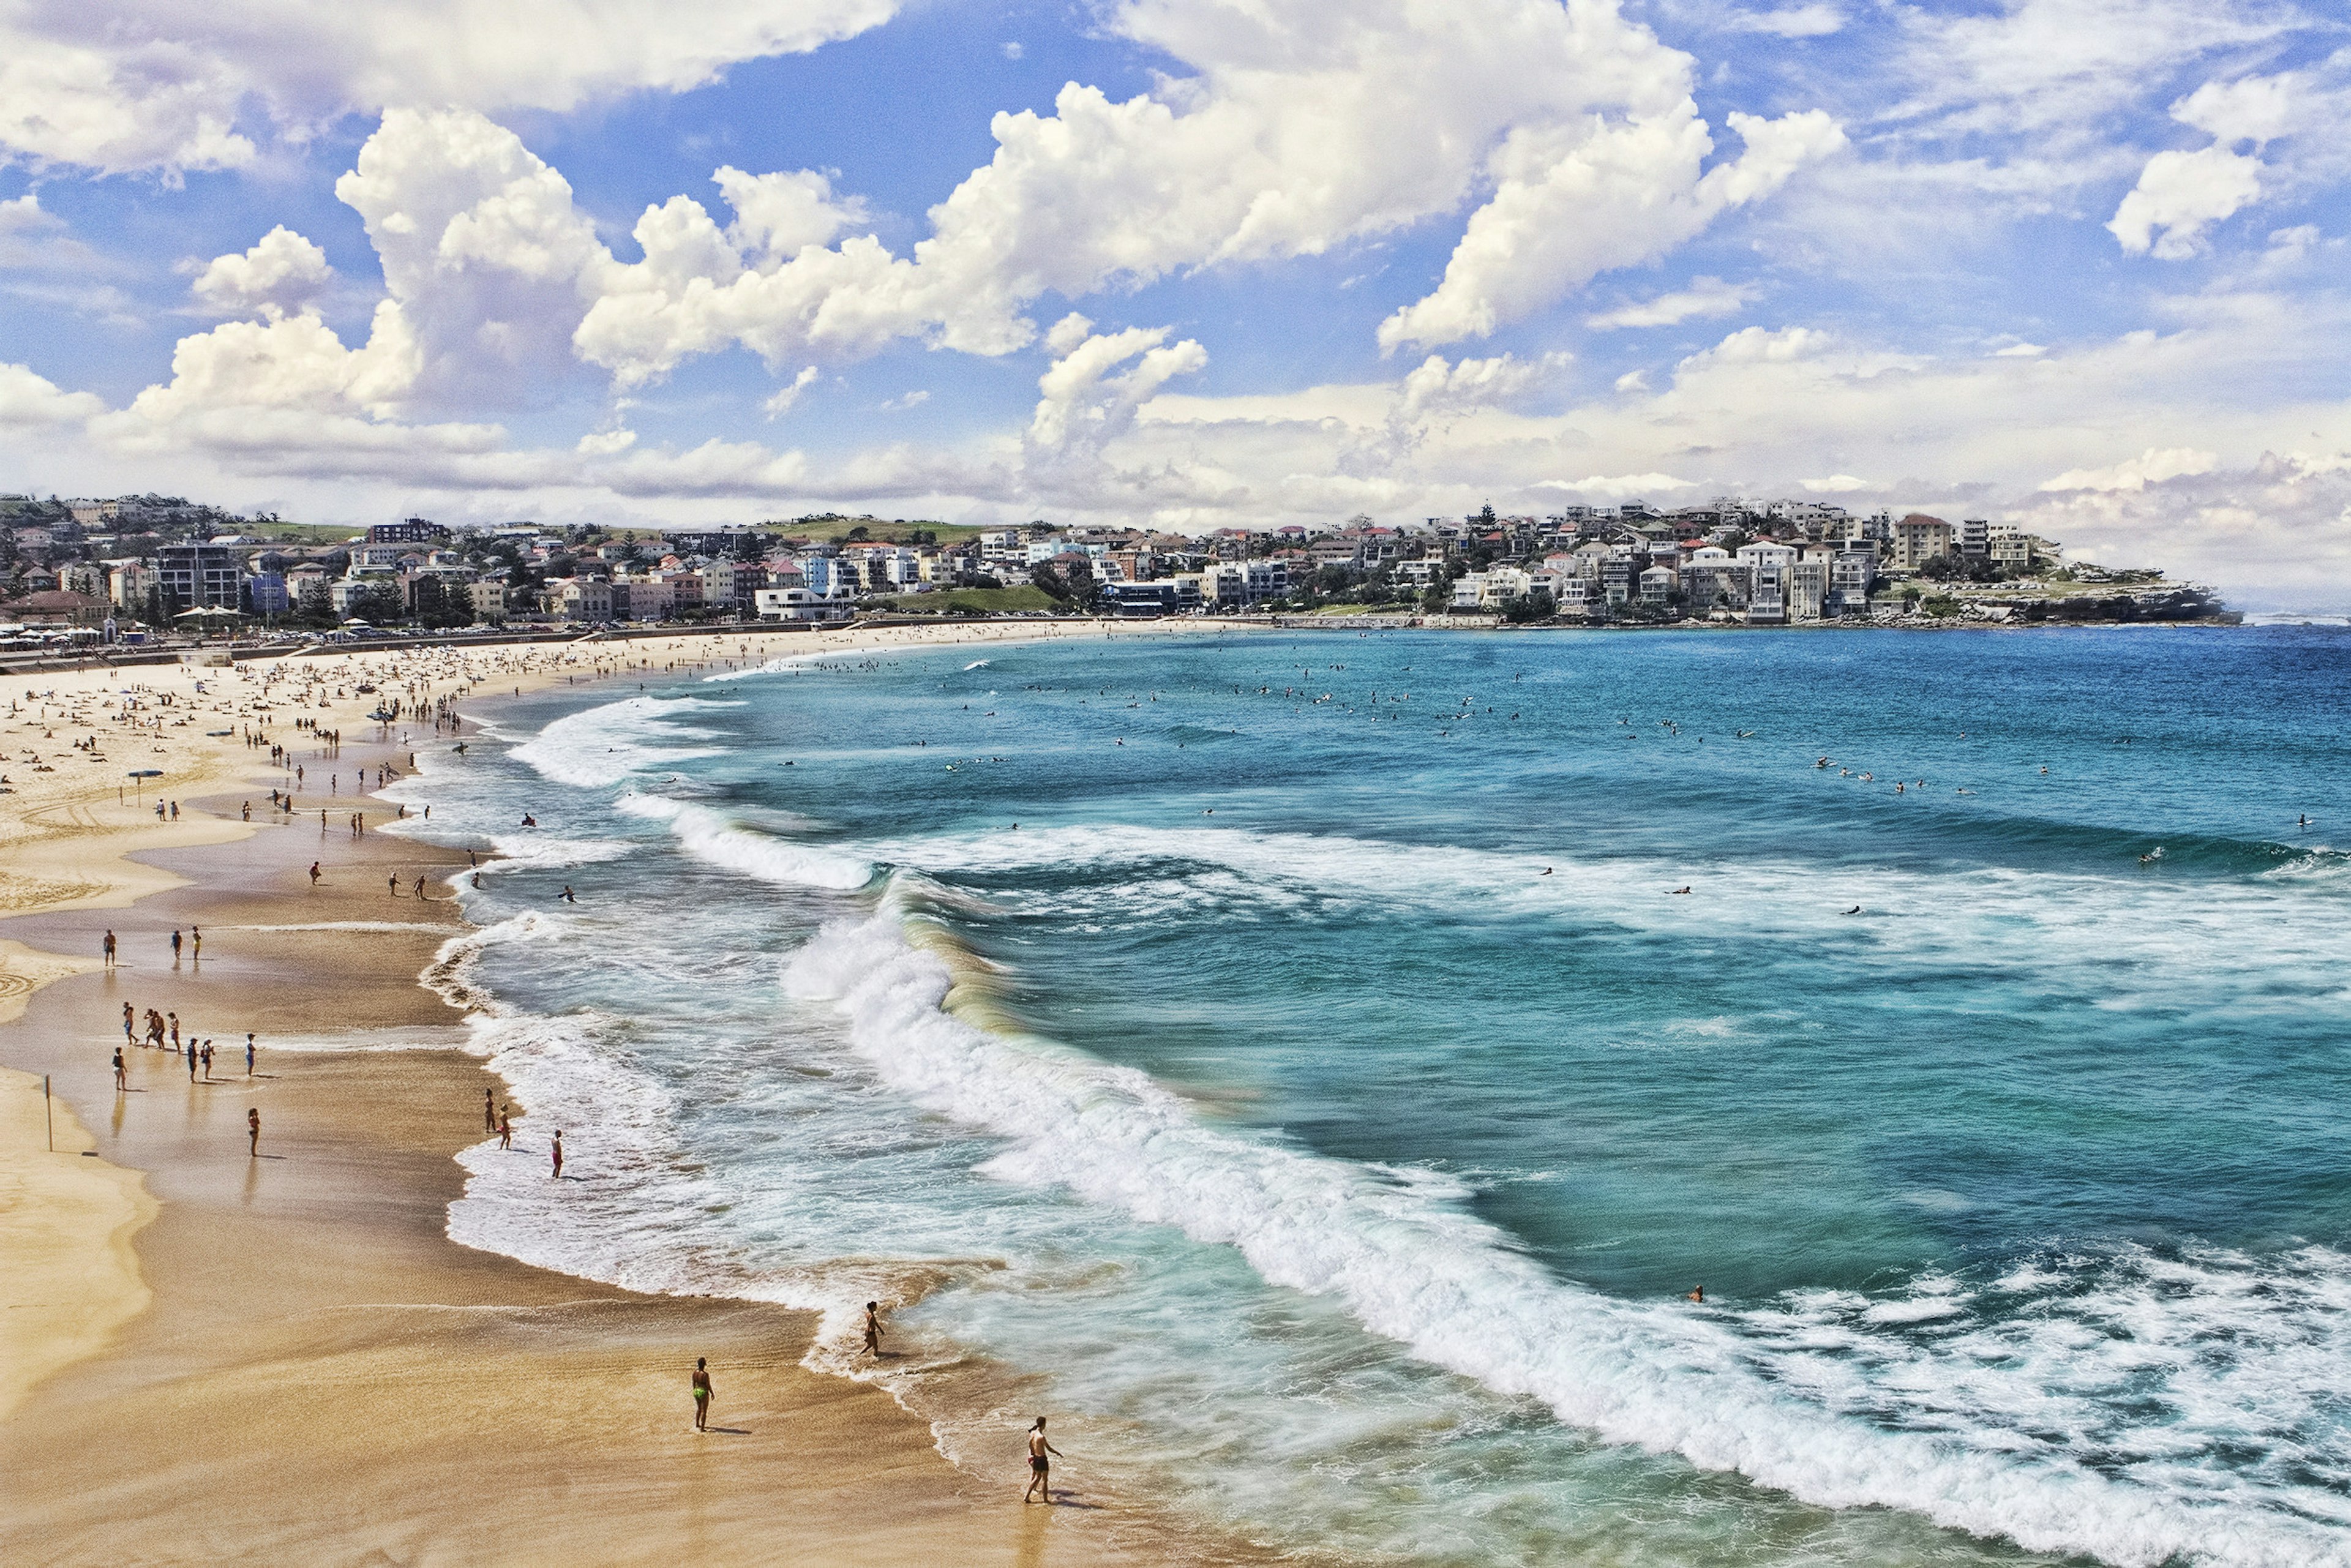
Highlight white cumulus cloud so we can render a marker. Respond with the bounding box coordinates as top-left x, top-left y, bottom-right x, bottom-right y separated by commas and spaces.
0, 361, 103, 426
558, 0, 1841, 378
189, 226, 333, 318
1539, 472, 1697, 498
2109, 147, 2263, 257
0, 0, 898, 176
1379, 109, 1843, 350
2039, 446, 2220, 492
762, 365, 820, 418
